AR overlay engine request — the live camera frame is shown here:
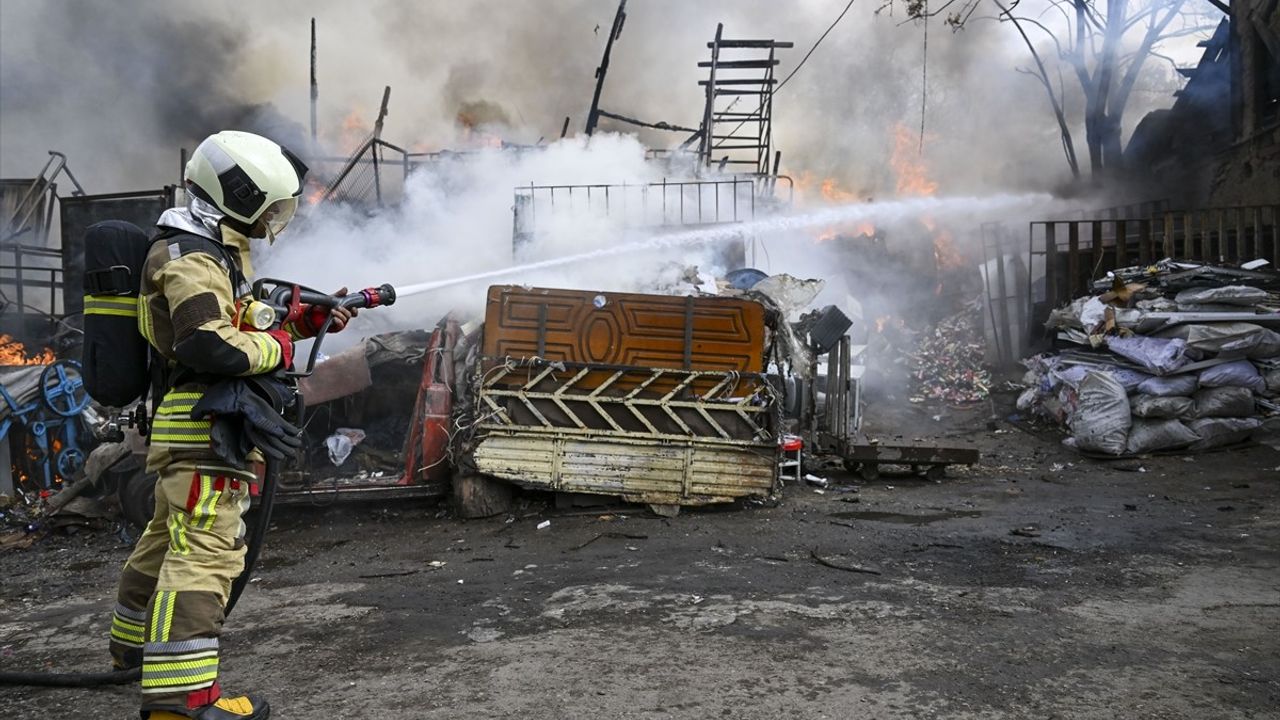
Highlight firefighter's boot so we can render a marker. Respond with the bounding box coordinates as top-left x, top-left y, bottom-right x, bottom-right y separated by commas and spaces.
145, 694, 270, 719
